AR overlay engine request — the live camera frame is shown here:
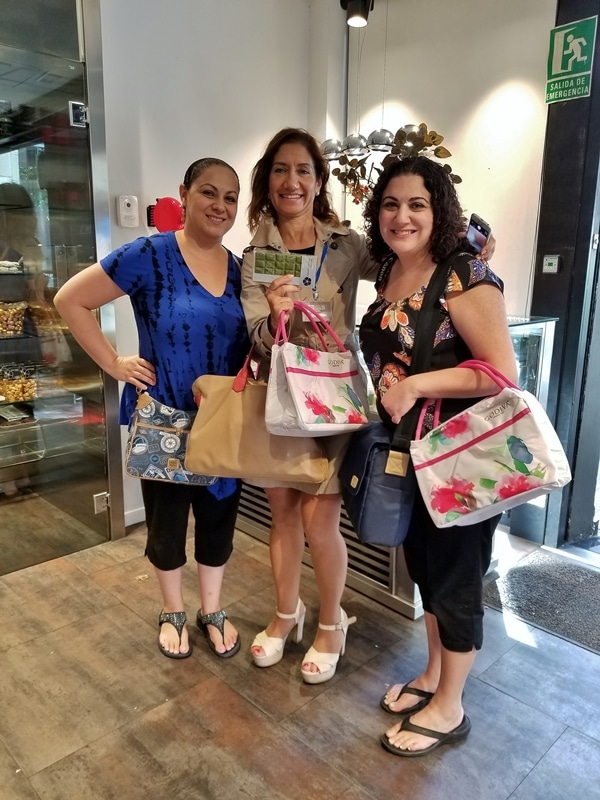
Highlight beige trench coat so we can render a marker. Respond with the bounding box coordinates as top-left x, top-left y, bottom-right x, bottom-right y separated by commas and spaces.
240, 215, 379, 494
241, 215, 379, 362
